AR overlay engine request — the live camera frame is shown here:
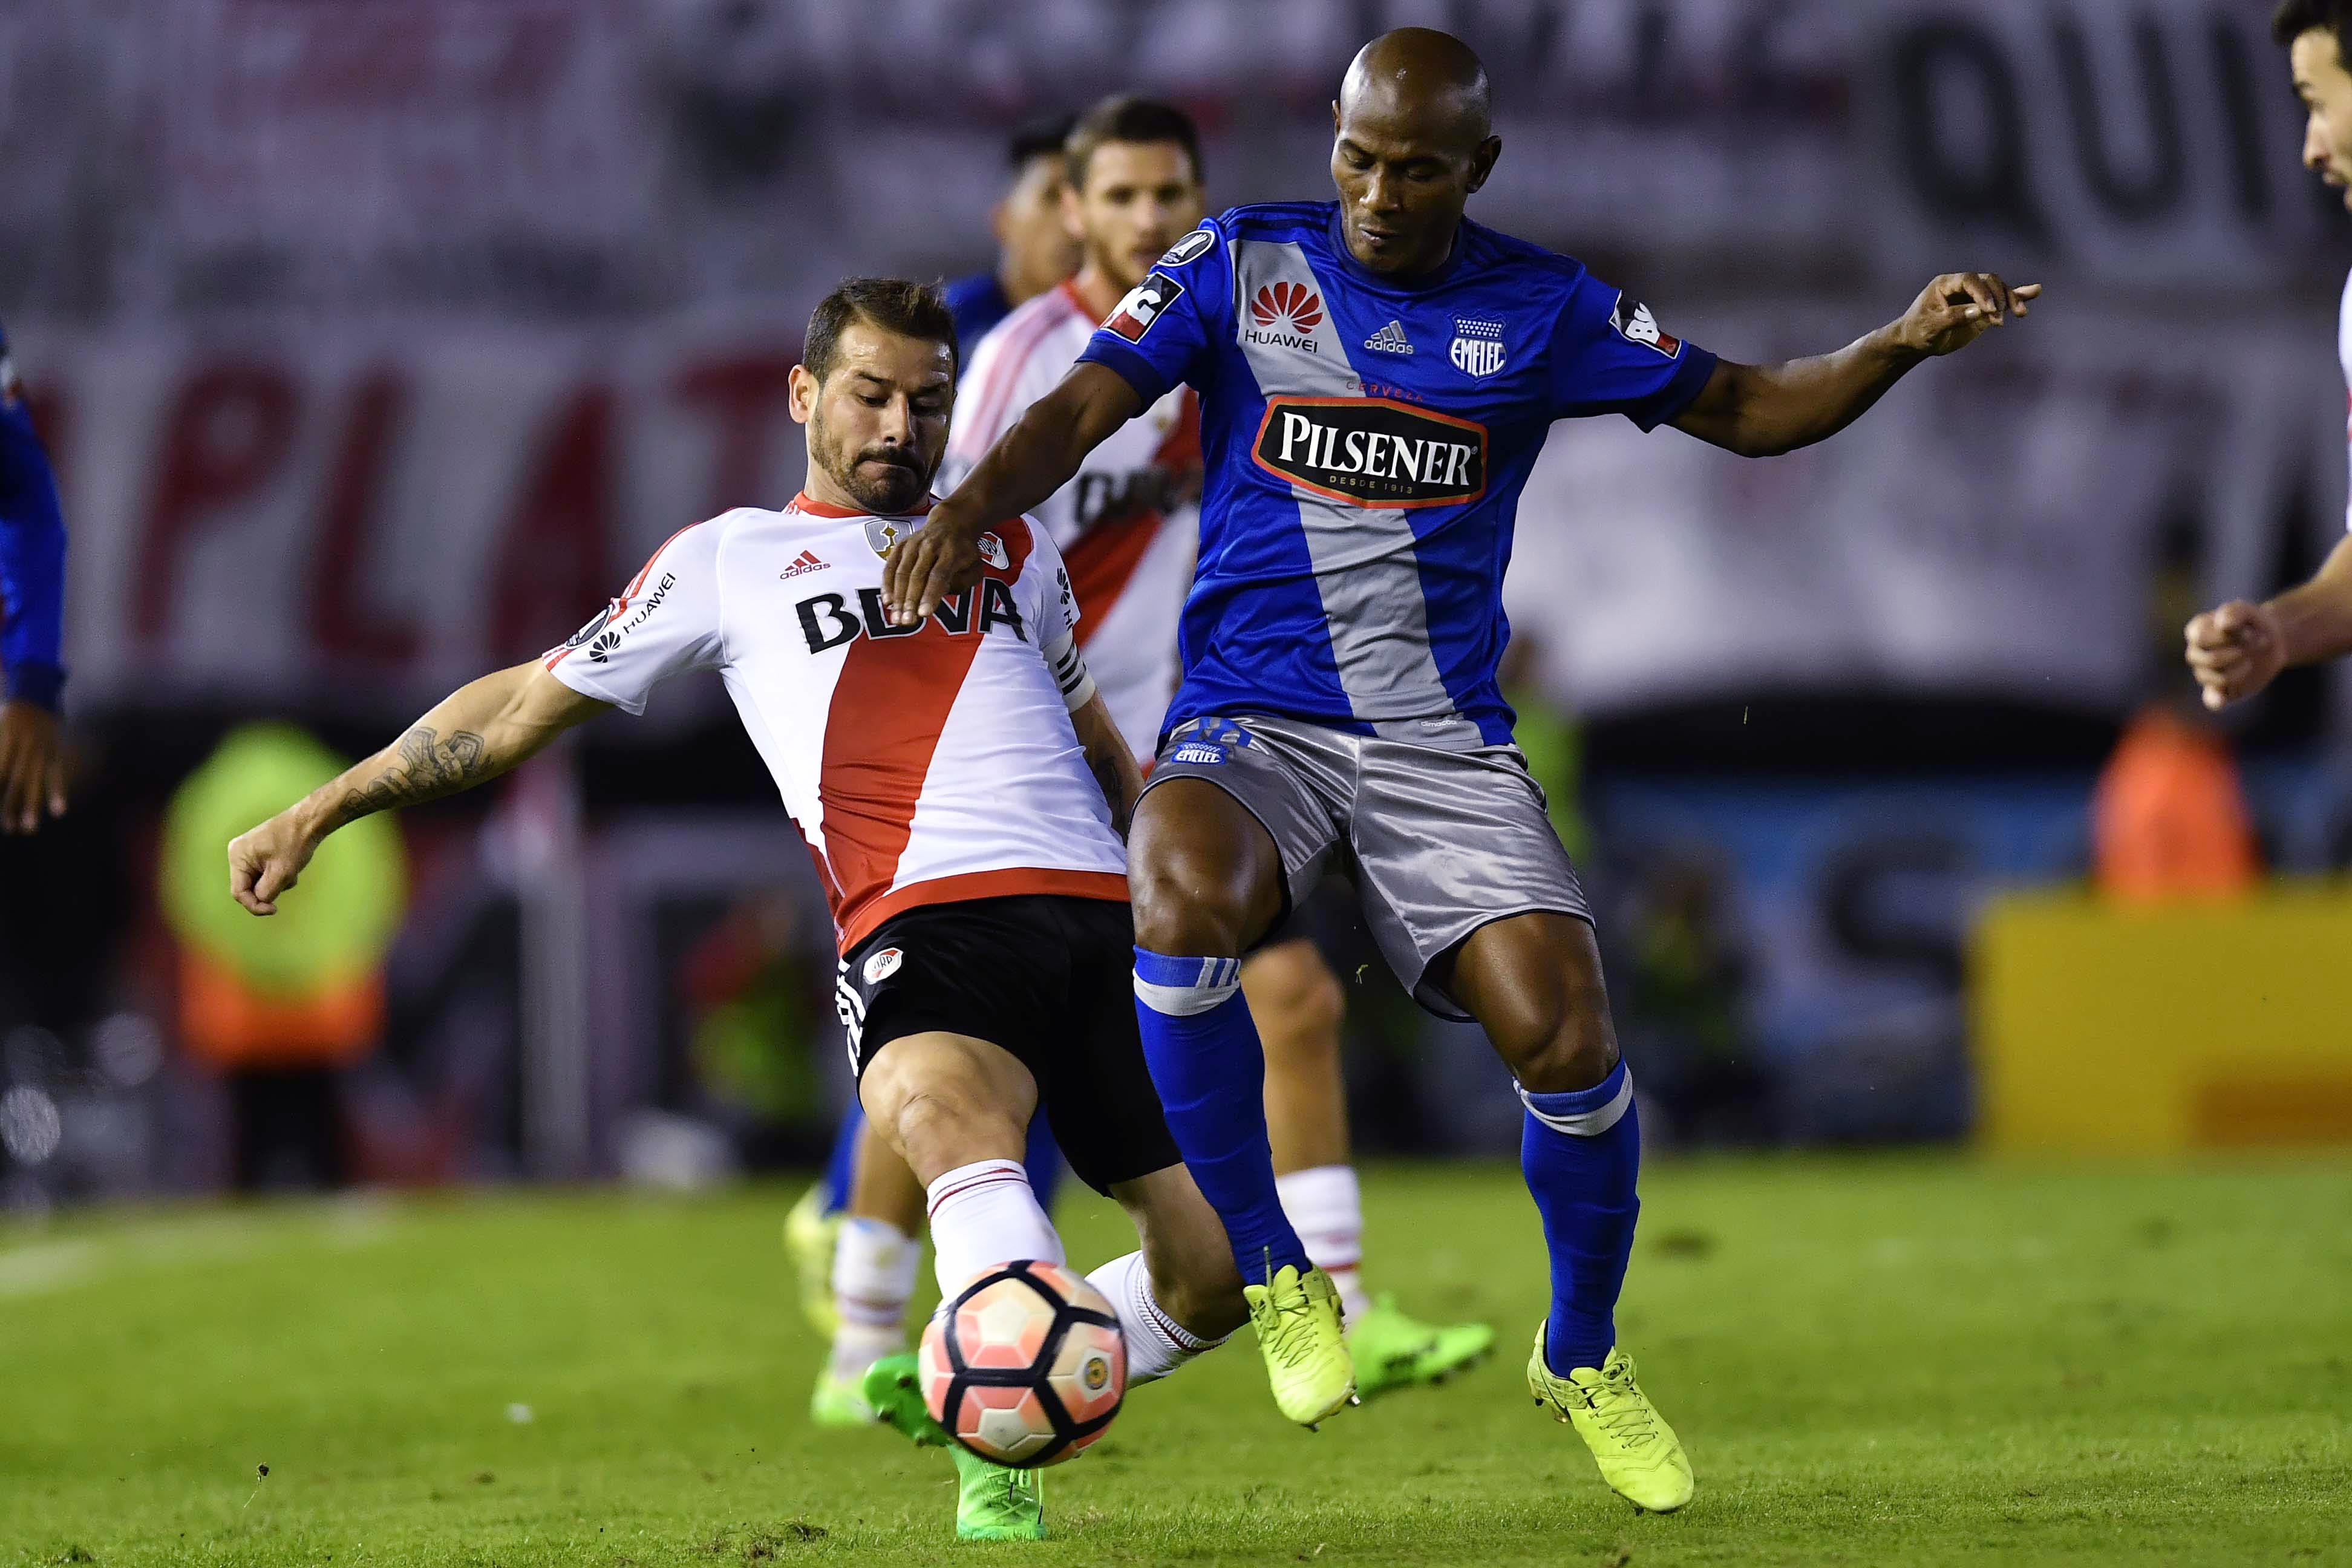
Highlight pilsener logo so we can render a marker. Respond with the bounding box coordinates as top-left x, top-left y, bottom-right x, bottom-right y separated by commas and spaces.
1251, 396, 1487, 509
